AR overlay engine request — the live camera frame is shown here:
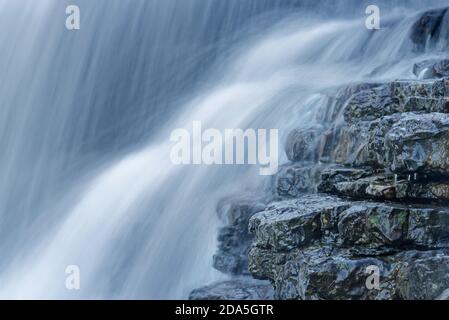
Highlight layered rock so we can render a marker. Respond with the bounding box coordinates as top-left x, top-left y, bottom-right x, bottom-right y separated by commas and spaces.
275, 164, 323, 197
413, 59, 449, 79
194, 8, 449, 300
248, 194, 449, 299
249, 72, 449, 299
213, 199, 265, 275
189, 197, 275, 300
318, 165, 449, 202
189, 279, 274, 300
